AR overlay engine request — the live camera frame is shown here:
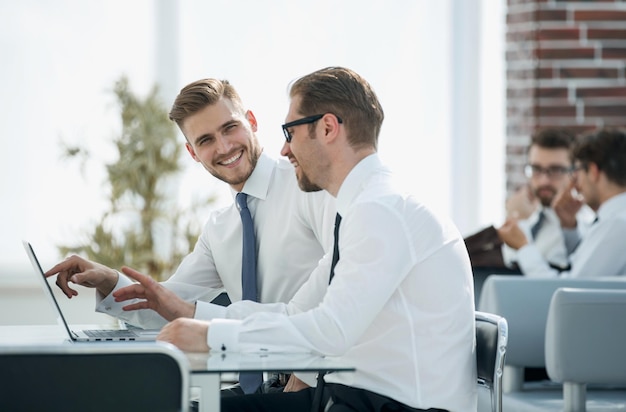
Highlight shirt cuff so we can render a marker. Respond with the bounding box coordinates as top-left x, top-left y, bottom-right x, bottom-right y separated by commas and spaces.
517, 244, 557, 278
95, 272, 133, 315
208, 318, 242, 352
194, 301, 228, 321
